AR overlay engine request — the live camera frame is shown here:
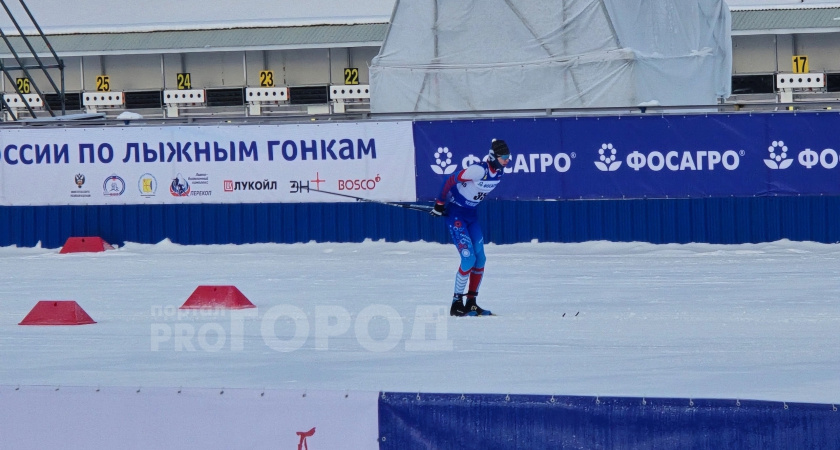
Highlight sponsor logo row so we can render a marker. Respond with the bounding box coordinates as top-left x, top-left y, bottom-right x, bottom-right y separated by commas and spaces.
288, 172, 382, 194
69, 172, 382, 199
71, 172, 214, 199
